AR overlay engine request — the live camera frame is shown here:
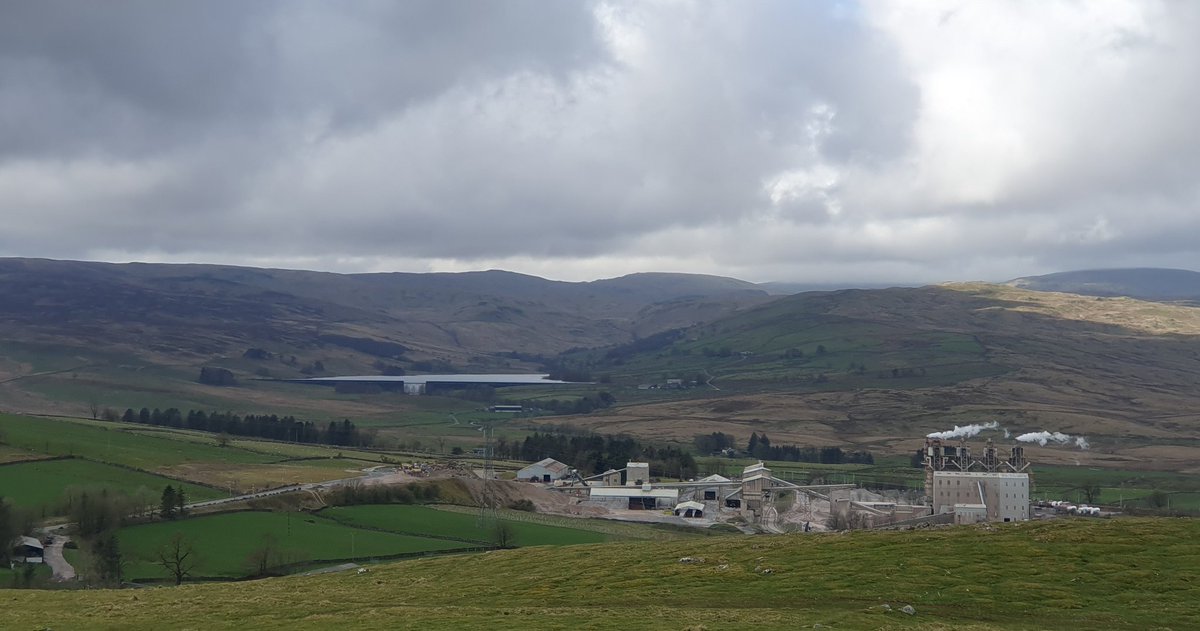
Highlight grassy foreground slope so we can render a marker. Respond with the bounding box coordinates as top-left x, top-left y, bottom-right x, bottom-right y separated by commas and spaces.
4, 518, 1198, 630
